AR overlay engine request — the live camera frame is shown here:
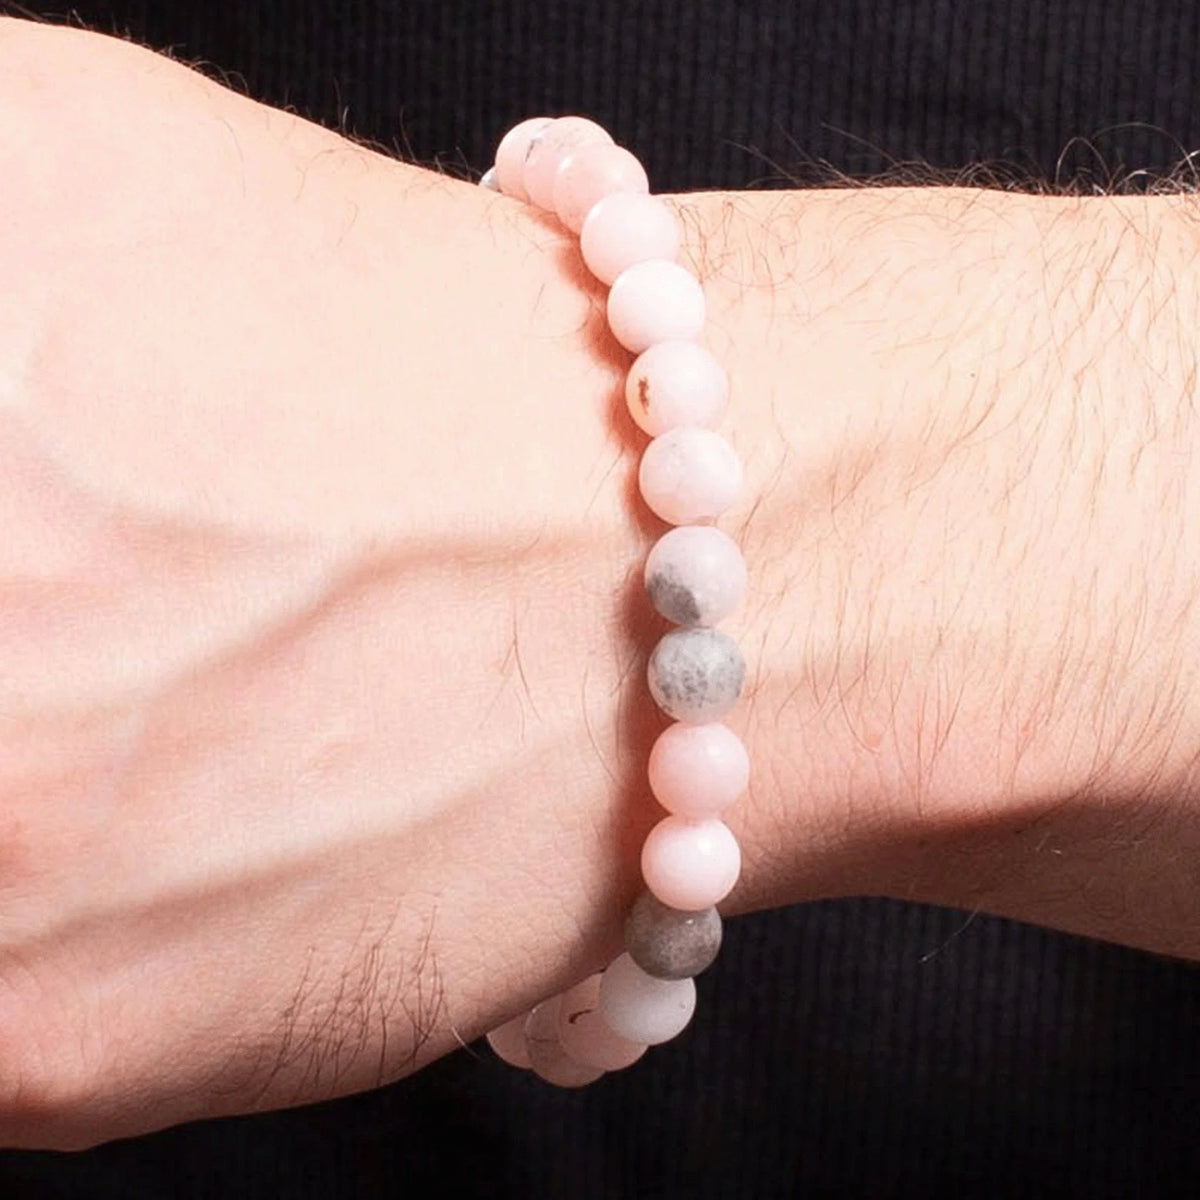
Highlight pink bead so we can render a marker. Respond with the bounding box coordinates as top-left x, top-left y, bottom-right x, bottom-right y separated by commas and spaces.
638, 428, 741, 524
626, 341, 730, 436
607, 260, 706, 353
494, 117, 554, 202
648, 722, 750, 817
581, 193, 681, 286
598, 953, 696, 1045
552, 143, 649, 234
523, 116, 614, 212
556, 974, 648, 1070
524, 996, 606, 1087
644, 524, 747, 627
485, 1011, 533, 1068
641, 816, 741, 910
